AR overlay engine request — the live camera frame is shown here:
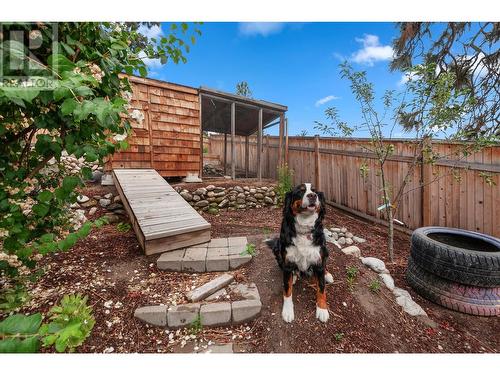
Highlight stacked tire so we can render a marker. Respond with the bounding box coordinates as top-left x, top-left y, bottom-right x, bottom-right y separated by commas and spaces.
406, 227, 500, 317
